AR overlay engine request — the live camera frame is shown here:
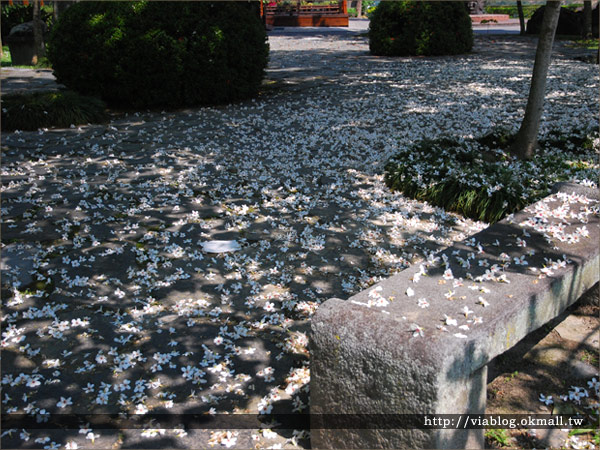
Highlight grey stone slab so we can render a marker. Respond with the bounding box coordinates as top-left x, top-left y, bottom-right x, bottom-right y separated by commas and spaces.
554, 314, 600, 349
568, 359, 598, 379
